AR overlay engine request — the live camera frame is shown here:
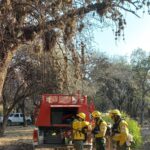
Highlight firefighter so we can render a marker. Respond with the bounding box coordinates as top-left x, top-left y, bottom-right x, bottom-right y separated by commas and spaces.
72, 112, 91, 150
91, 110, 107, 150
109, 109, 131, 150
